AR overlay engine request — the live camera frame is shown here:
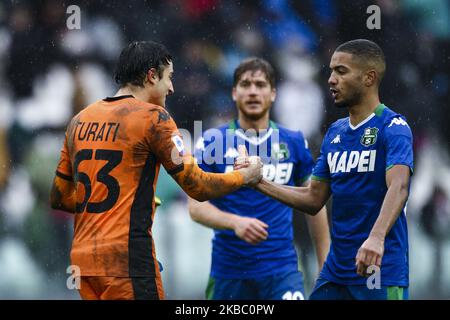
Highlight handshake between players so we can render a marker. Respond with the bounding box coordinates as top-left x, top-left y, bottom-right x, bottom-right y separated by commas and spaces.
233, 145, 264, 187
